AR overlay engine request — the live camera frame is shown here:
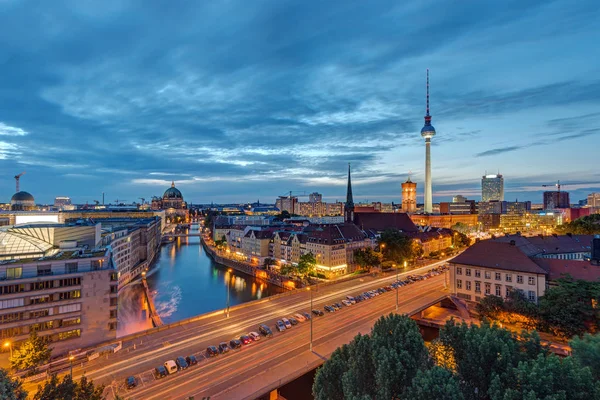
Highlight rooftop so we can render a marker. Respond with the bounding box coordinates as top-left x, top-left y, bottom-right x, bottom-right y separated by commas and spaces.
534, 258, 600, 282
354, 212, 418, 233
